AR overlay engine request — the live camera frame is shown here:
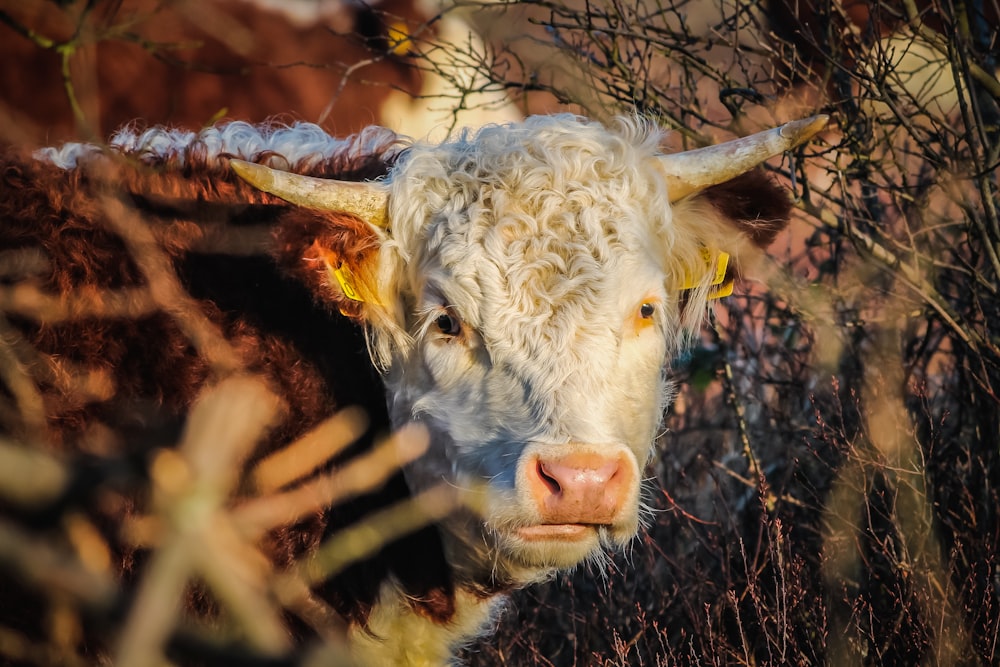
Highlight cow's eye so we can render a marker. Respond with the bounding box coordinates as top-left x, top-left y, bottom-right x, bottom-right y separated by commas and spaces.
435, 312, 462, 337
639, 302, 655, 319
